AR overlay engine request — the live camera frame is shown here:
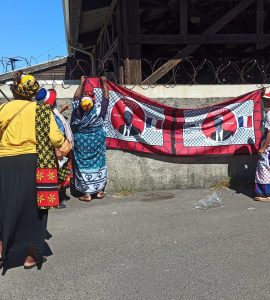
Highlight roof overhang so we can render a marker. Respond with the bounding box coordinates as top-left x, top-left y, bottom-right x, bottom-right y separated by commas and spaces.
62, 0, 71, 54
62, 0, 113, 55
62, 0, 83, 55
